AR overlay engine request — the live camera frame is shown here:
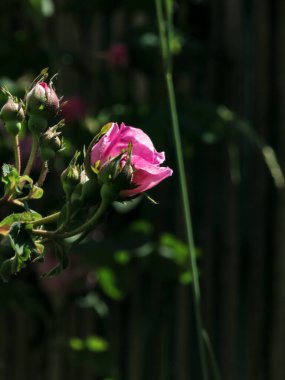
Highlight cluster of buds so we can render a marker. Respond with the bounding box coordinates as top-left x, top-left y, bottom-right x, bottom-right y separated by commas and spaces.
0, 72, 172, 282
0, 71, 64, 160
